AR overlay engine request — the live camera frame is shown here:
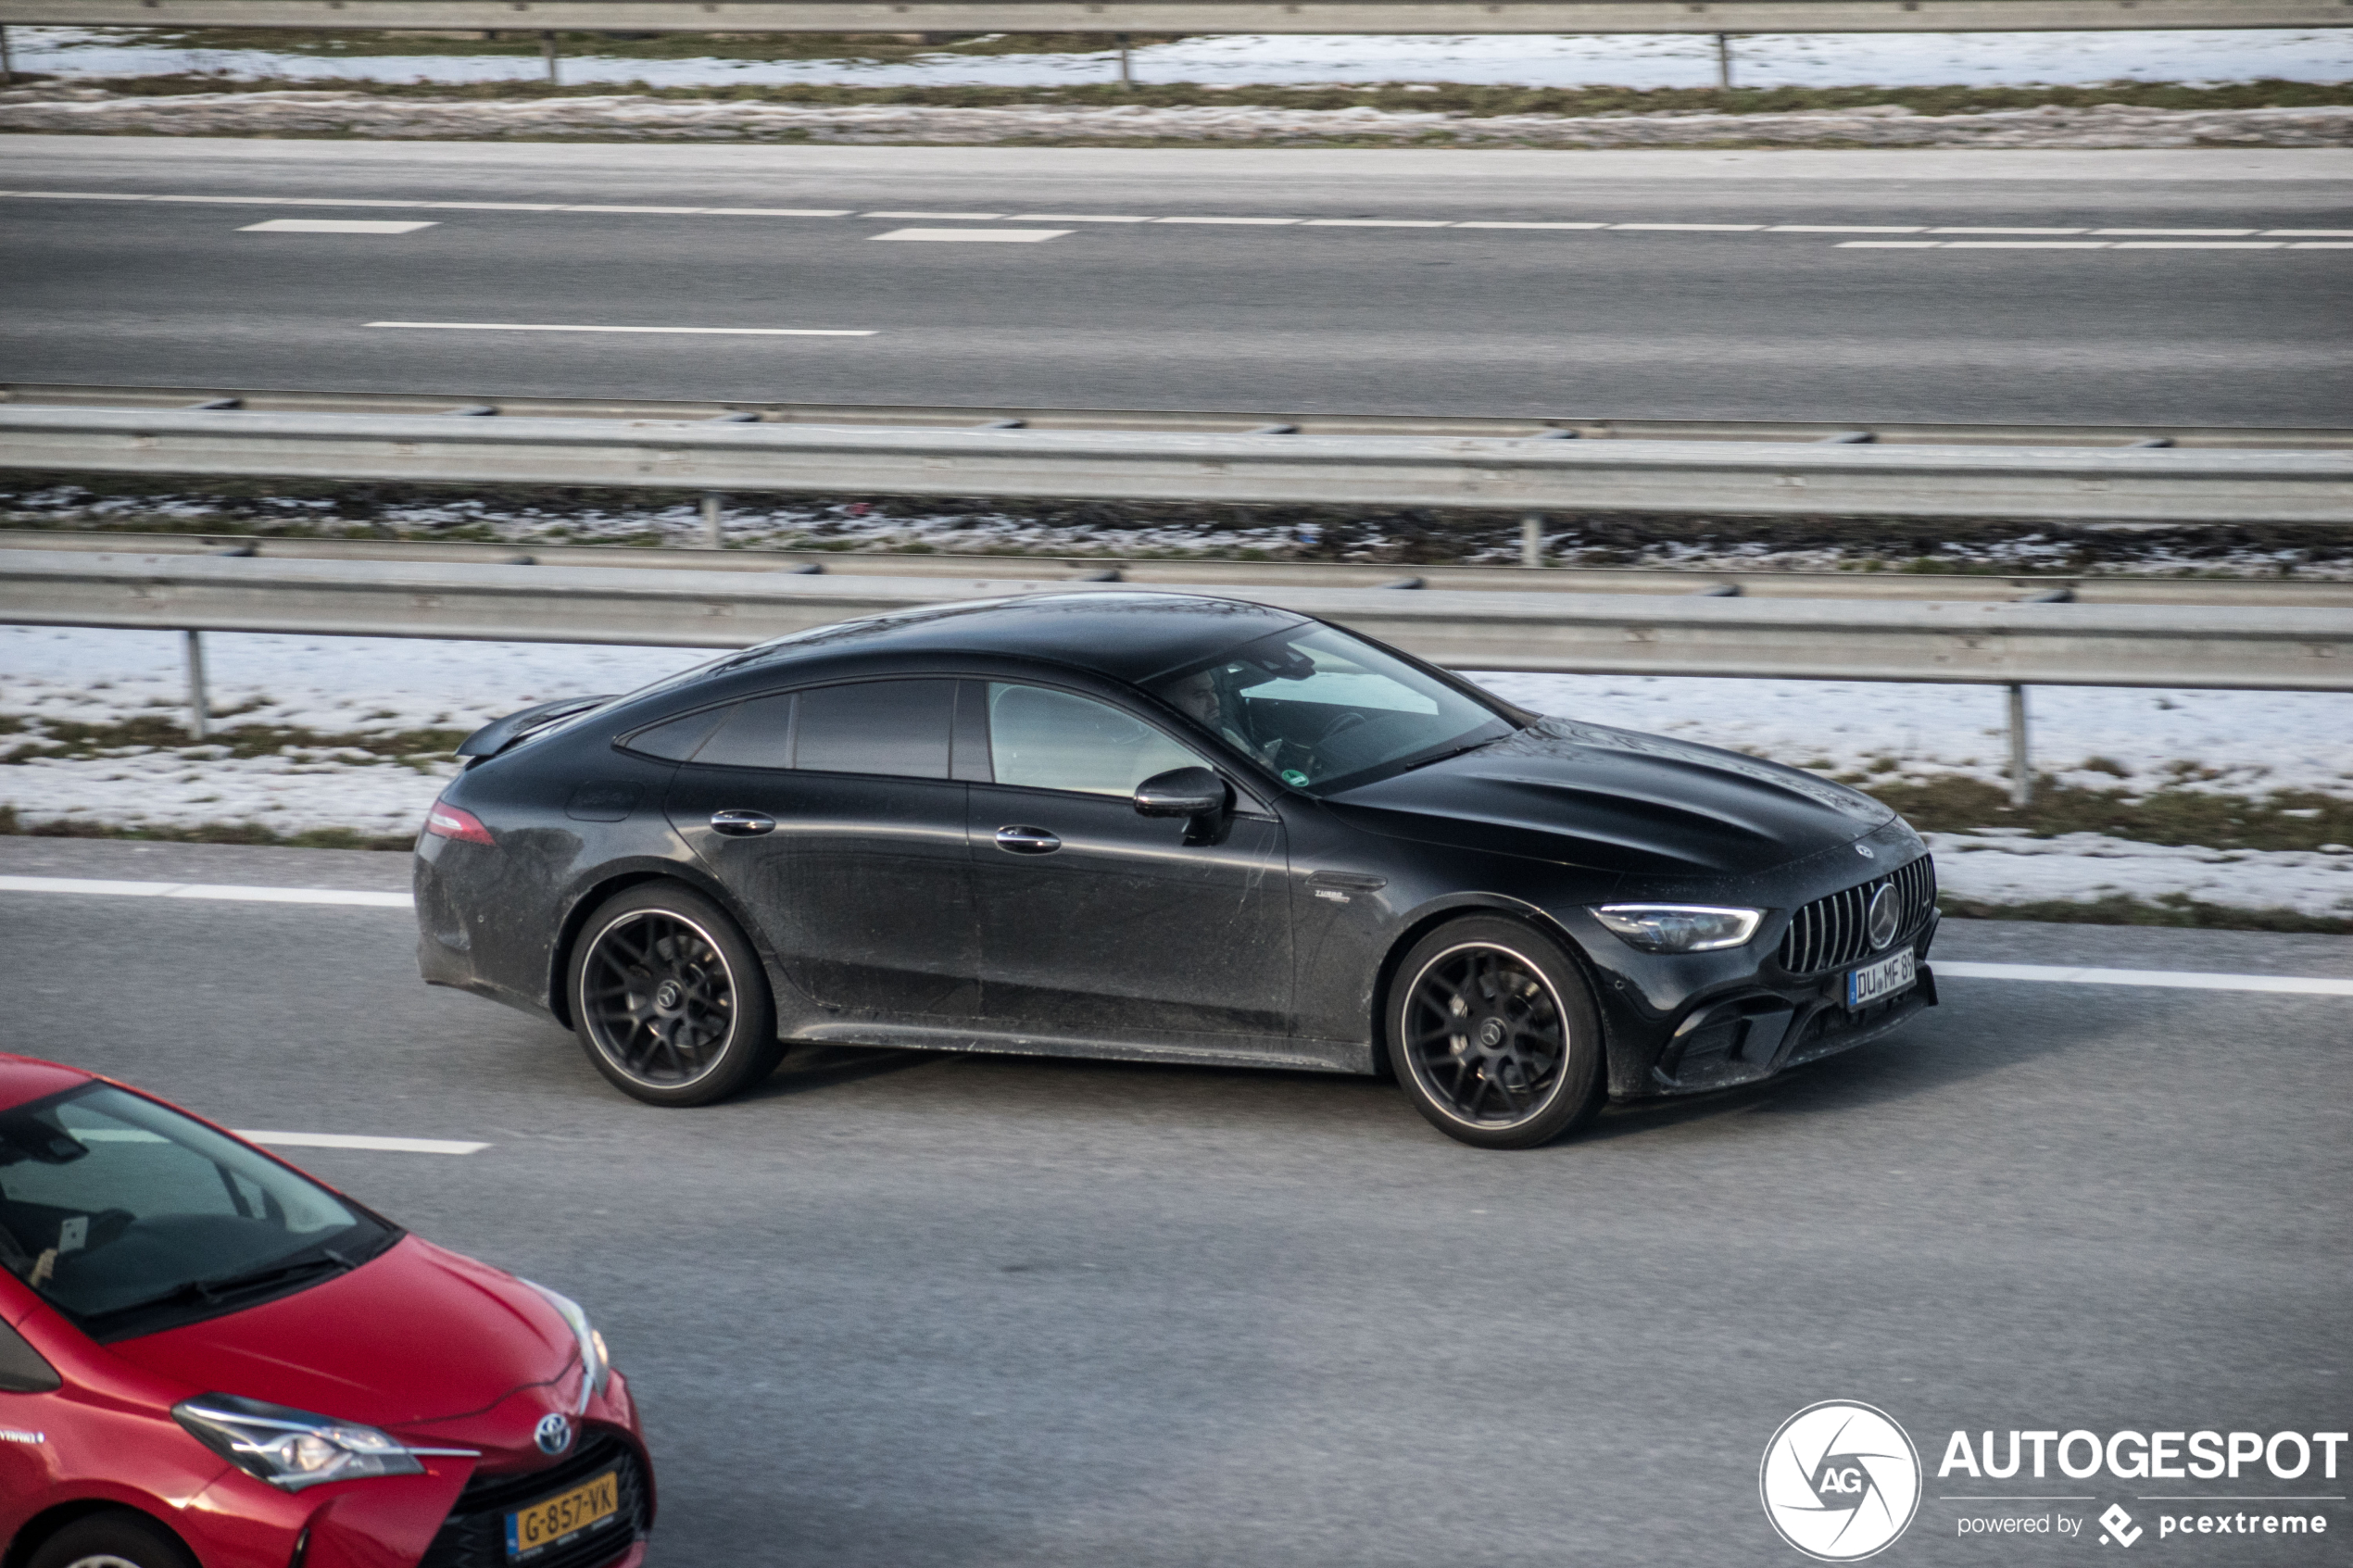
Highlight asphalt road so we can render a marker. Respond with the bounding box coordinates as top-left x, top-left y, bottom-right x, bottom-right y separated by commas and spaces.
5, 139, 2350, 428
1, 834, 2347, 1566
